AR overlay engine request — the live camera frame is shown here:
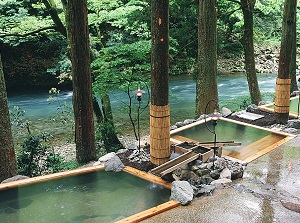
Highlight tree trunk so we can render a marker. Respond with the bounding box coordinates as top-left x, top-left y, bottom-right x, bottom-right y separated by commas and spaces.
100, 93, 123, 151
42, 0, 67, 37
275, 0, 297, 124
195, 0, 218, 116
150, 0, 170, 165
66, 0, 96, 163
289, 9, 298, 93
0, 53, 18, 182
43, 0, 122, 154
240, 0, 261, 105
